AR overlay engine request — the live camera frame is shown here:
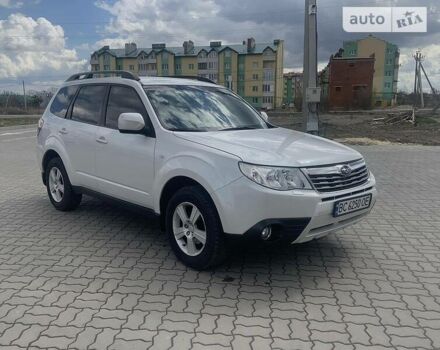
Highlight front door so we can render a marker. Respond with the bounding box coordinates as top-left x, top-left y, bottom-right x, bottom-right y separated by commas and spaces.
95, 85, 156, 208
